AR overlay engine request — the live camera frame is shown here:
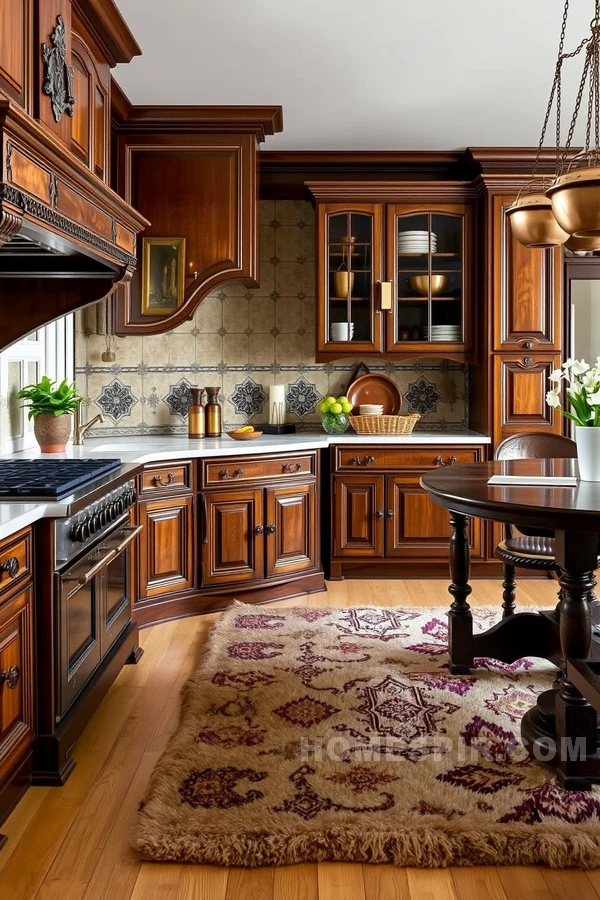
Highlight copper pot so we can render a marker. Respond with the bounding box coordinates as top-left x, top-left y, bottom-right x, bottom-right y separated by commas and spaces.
409, 275, 448, 297
333, 271, 354, 298
547, 168, 600, 238
505, 193, 569, 248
